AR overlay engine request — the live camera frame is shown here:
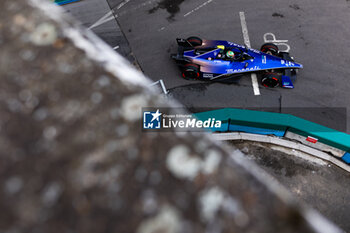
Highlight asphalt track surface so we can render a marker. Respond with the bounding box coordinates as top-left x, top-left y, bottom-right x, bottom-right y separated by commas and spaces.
233, 141, 350, 232
102, 0, 350, 133
63, 0, 135, 62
